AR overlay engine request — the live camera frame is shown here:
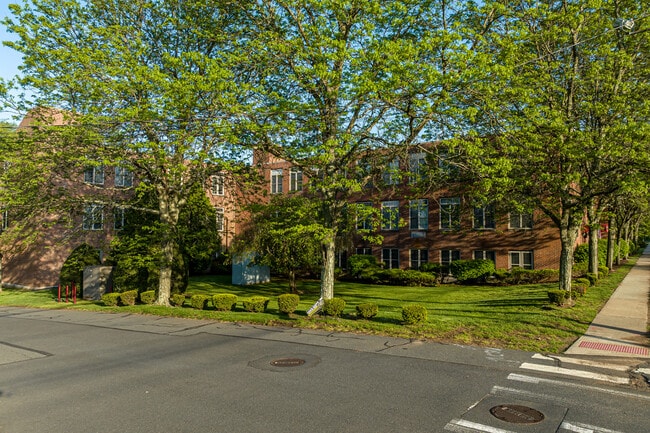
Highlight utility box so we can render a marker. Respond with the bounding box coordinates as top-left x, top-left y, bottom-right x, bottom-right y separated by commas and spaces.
83, 266, 114, 300
232, 254, 270, 286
